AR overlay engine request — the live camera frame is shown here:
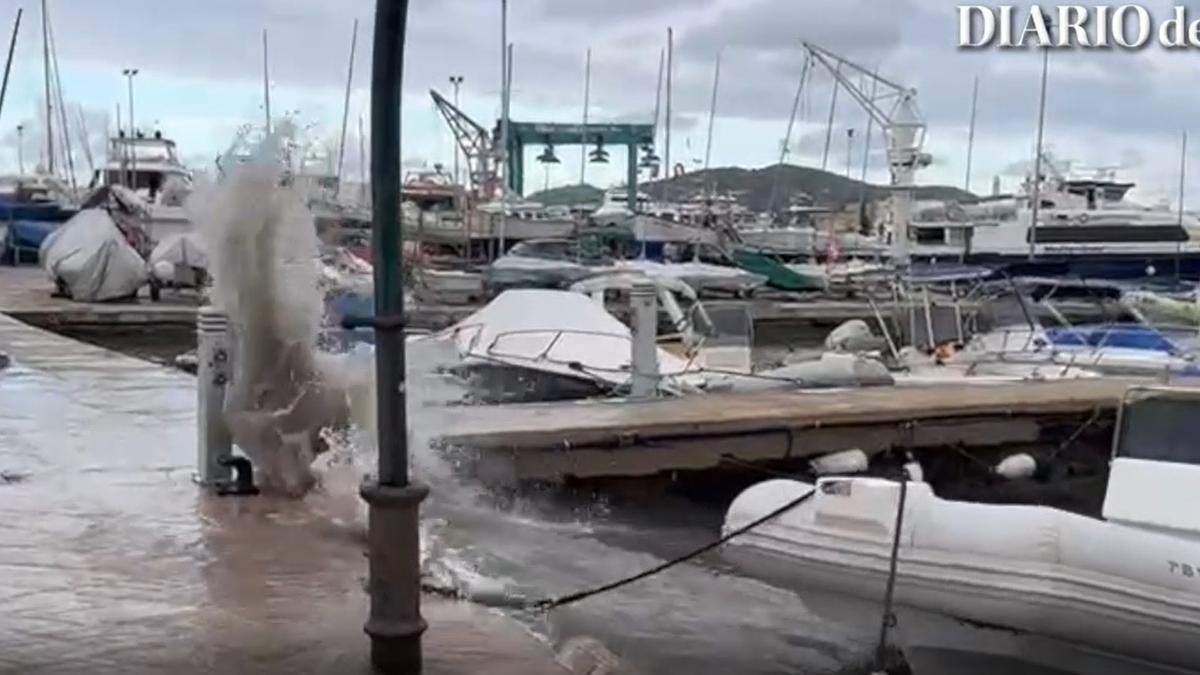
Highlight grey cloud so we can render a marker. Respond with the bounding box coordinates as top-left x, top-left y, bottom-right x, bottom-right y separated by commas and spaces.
538, 0, 709, 22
